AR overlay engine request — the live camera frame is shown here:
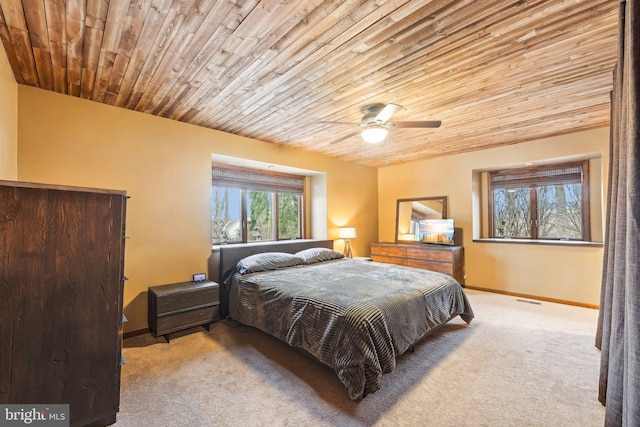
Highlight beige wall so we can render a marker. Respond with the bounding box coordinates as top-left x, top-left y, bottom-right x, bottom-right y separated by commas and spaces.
9, 82, 608, 323
378, 129, 609, 306
17, 86, 378, 332
0, 45, 17, 179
